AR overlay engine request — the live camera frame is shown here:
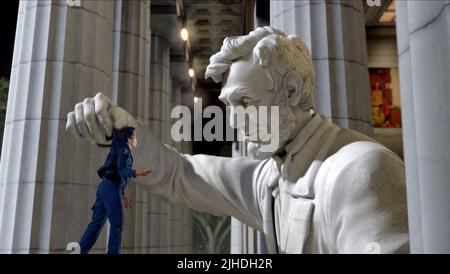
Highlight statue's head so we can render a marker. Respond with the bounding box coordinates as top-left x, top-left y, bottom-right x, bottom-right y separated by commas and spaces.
205, 27, 315, 159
